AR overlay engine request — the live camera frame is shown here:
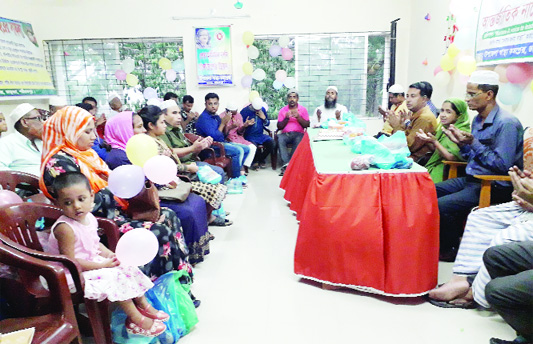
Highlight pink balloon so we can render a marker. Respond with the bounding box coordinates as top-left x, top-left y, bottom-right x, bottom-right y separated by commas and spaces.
115, 228, 159, 266
115, 69, 127, 81
241, 75, 253, 88
275, 70, 287, 82
0, 190, 23, 207
506, 63, 533, 84
143, 155, 177, 185
433, 66, 443, 76
281, 48, 293, 61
